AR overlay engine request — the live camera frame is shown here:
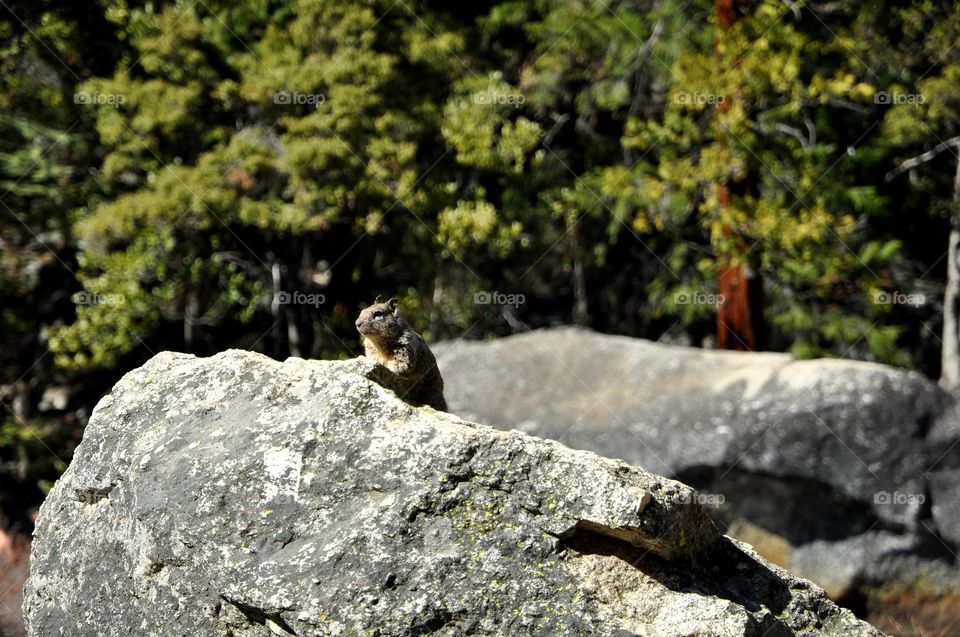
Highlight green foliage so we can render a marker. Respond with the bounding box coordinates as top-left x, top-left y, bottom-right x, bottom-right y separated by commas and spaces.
442, 73, 541, 173
31, 0, 955, 370
0, 0, 127, 525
